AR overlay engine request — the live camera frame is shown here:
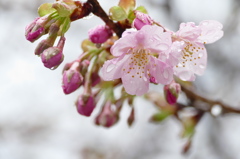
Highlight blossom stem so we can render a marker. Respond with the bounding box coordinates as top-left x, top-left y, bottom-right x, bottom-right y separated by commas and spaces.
84, 55, 98, 93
